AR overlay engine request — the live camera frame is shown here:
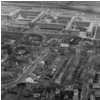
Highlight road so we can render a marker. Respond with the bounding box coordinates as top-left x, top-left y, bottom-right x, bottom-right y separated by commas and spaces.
2, 48, 49, 89
54, 55, 74, 84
